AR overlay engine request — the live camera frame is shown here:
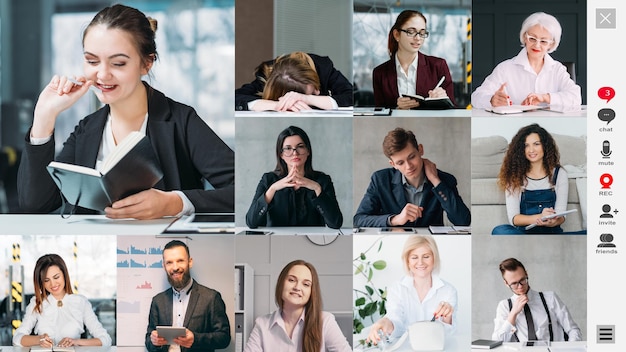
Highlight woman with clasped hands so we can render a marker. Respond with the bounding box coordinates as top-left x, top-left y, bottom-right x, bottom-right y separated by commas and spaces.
17, 4, 234, 219
244, 260, 351, 352
471, 12, 581, 109
366, 235, 457, 346
245, 126, 343, 229
12, 254, 112, 348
